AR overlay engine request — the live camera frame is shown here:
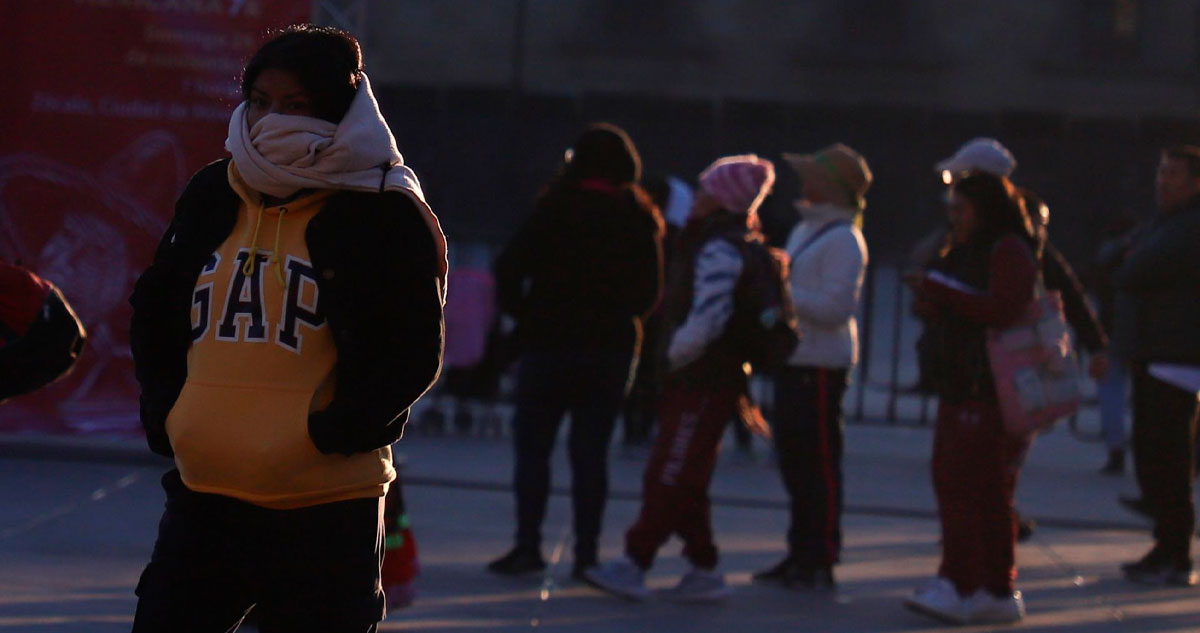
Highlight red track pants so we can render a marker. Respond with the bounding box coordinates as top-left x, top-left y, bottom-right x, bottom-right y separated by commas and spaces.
625, 385, 740, 570
933, 400, 1030, 596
